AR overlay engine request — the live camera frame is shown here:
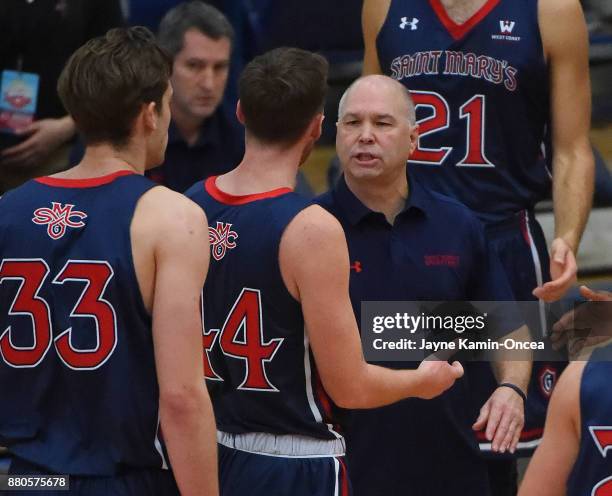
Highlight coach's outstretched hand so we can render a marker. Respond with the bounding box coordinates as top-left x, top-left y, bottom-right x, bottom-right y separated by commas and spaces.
414, 360, 464, 400
472, 386, 525, 454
